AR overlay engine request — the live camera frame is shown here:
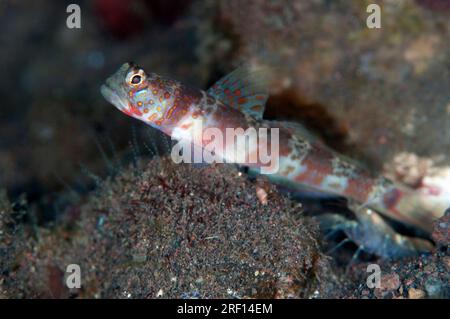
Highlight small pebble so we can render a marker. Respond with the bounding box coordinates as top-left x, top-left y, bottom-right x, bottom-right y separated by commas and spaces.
424, 278, 444, 298
256, 186, 268, 205
380, 273, 401, 291
408, 288, 425, 299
